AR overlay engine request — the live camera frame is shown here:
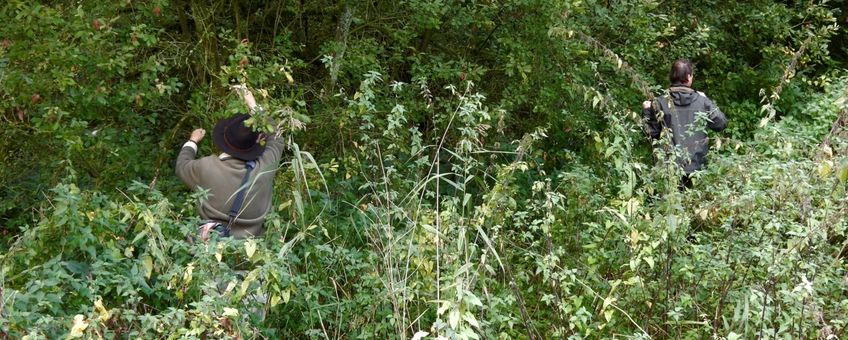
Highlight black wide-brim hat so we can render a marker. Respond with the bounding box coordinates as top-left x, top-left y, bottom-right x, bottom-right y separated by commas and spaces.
212, 113, 266, 161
